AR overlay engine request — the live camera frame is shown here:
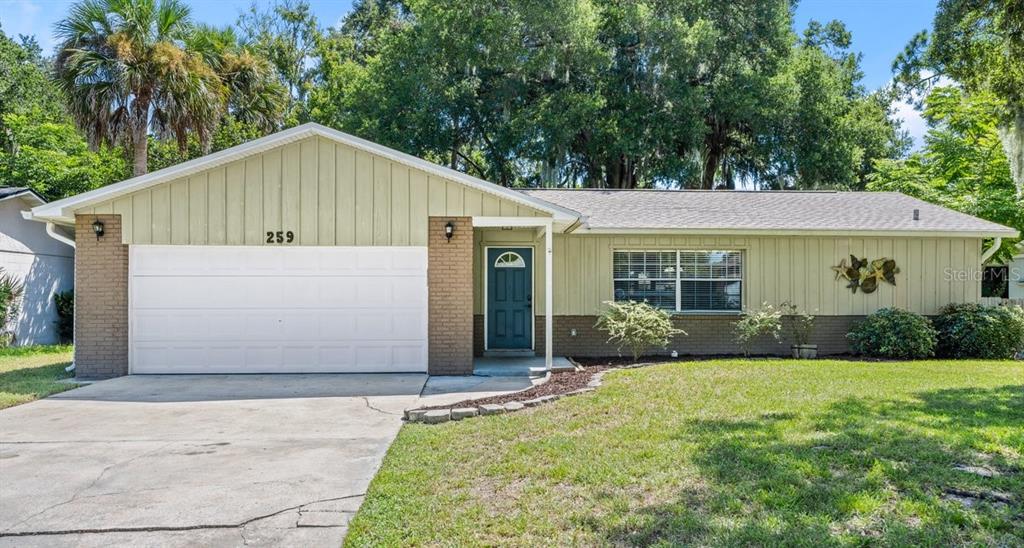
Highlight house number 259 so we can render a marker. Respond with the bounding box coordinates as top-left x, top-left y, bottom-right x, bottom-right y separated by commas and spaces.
266, 230, 295, 244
